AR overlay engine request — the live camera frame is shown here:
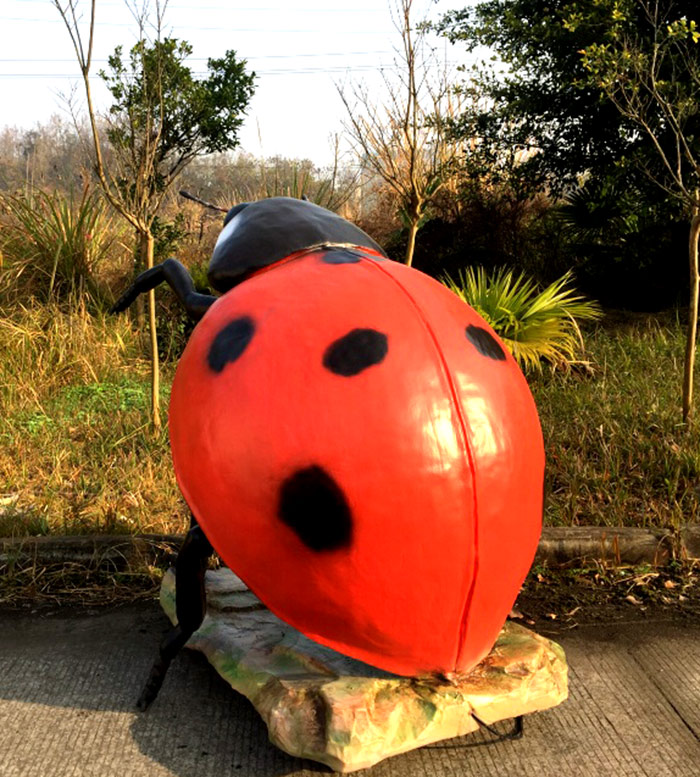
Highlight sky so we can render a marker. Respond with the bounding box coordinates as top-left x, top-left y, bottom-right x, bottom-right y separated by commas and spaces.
0, 0, 474, 167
